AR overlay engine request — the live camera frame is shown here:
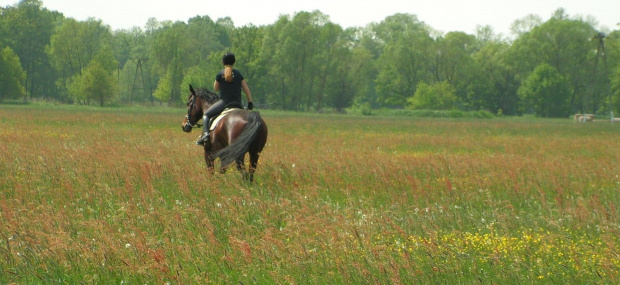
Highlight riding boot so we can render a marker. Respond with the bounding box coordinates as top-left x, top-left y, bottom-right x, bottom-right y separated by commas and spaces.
196, 115, 210, 145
